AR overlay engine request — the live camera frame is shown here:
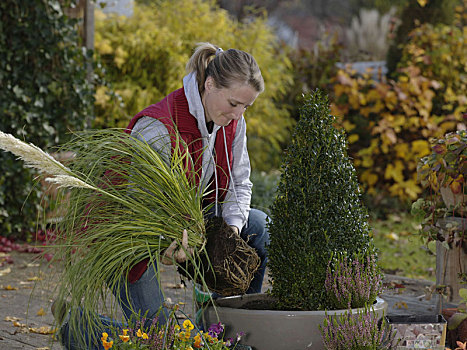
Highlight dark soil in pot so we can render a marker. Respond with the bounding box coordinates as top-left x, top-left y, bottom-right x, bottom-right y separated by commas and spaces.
178, 216, 260, 297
